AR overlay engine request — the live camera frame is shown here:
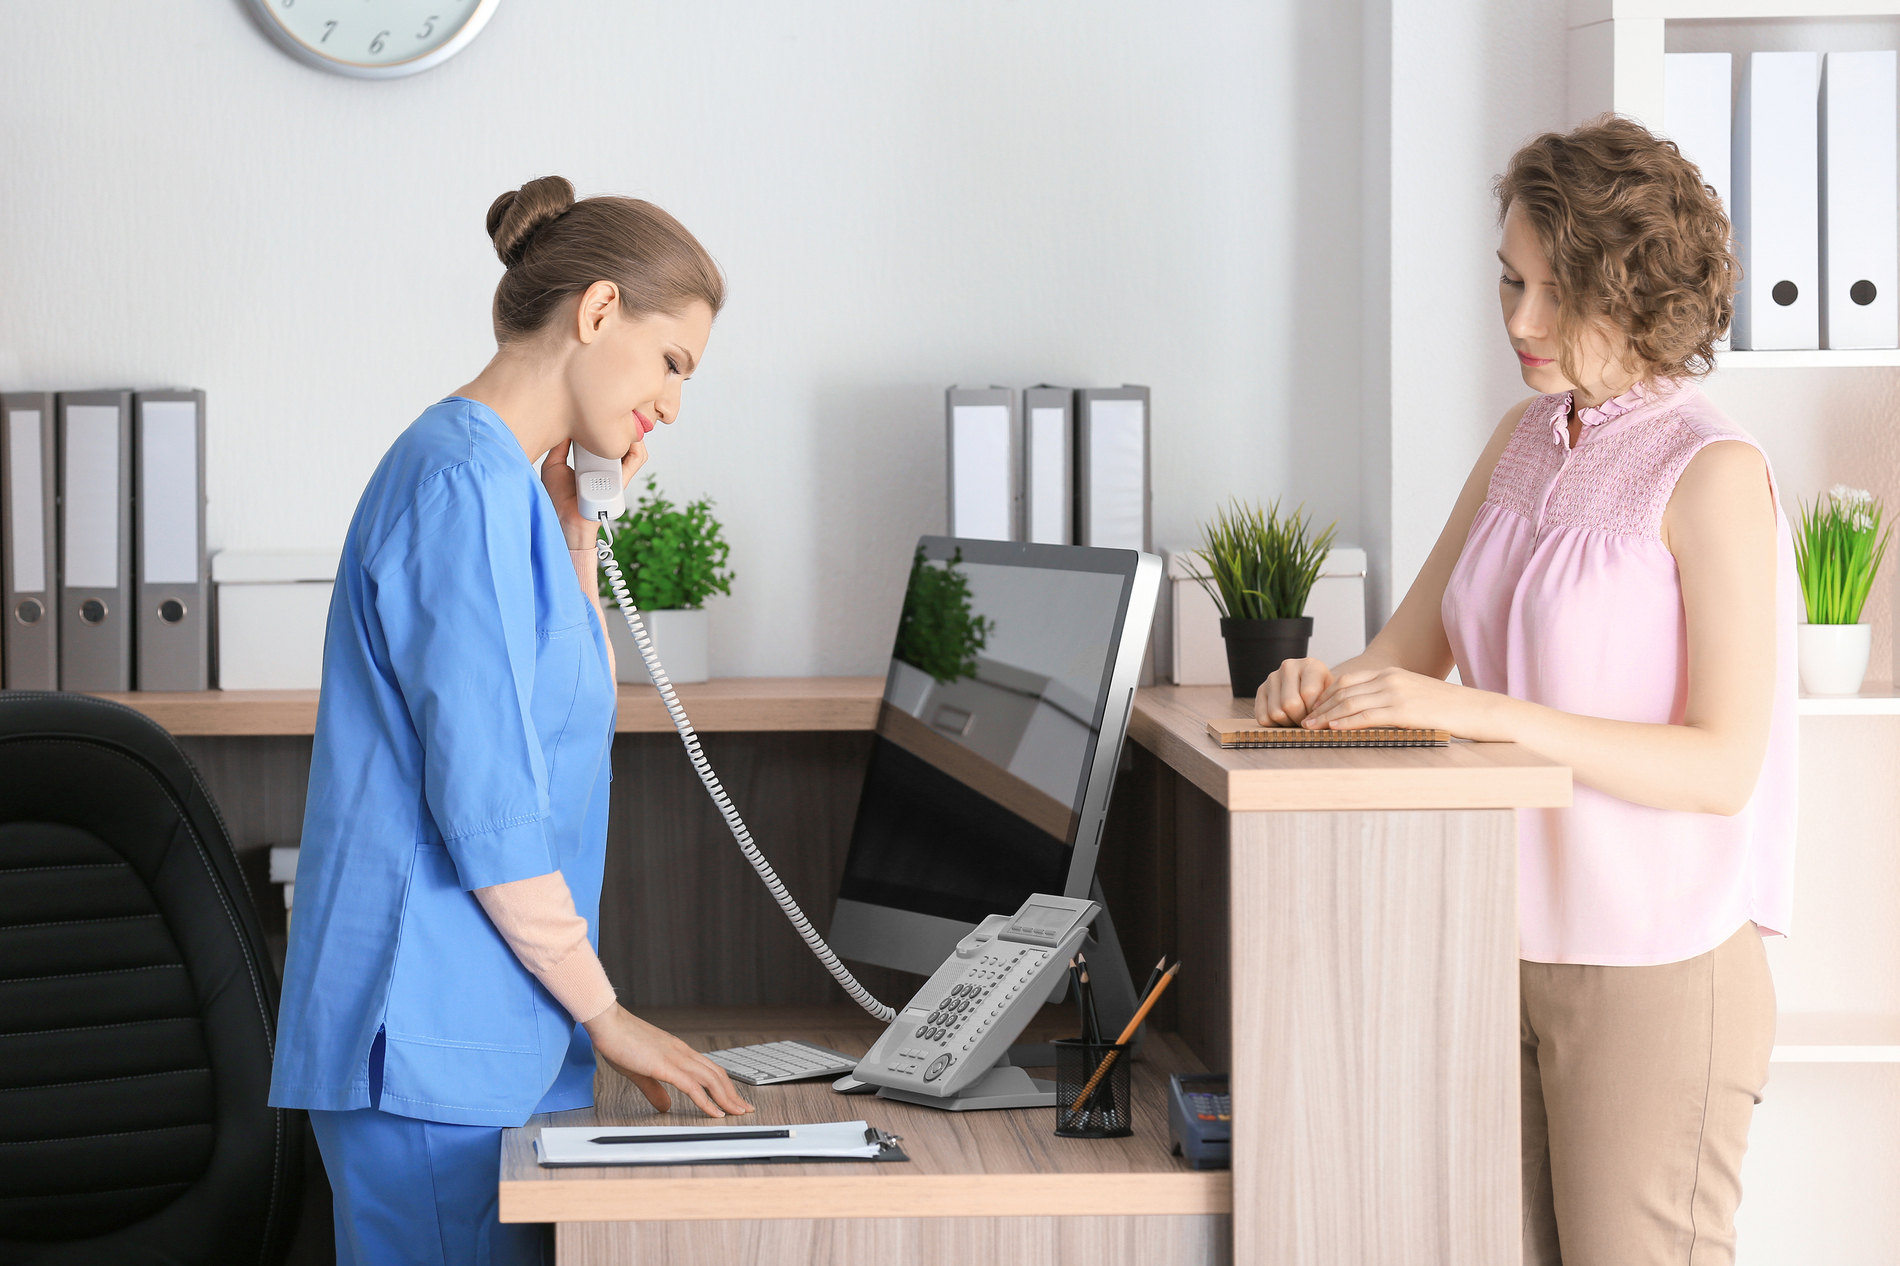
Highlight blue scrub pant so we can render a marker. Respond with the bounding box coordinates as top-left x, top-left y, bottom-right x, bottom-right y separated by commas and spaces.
309, 1107, 552, 1266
